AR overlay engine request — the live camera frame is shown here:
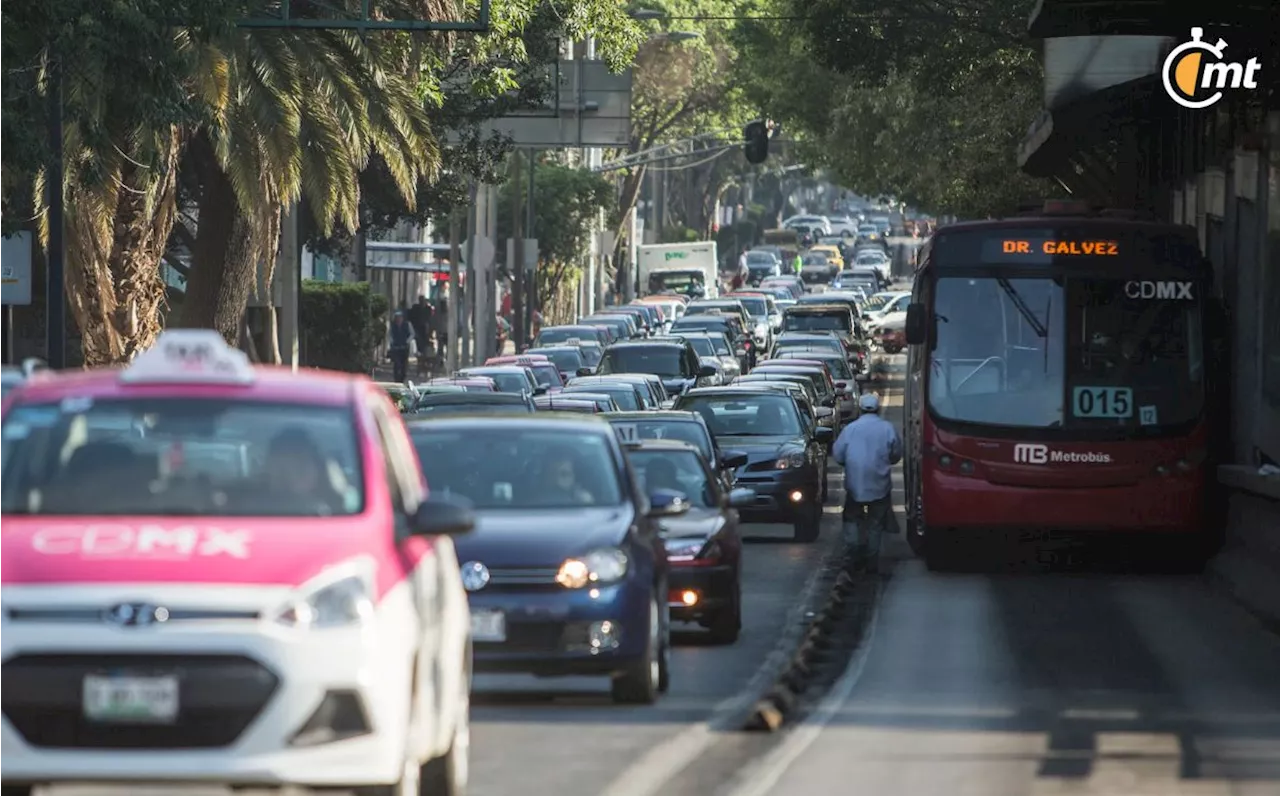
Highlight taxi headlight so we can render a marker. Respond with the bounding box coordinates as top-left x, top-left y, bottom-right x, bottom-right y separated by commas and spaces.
774, 452, 806, 469
275, 569, 374, 630
663, 537, 706, 561
557, 549, 629, 588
